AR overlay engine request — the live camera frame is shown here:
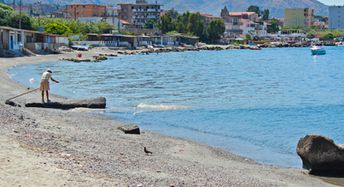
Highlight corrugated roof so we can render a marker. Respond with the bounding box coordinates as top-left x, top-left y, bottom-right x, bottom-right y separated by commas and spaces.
0, 26, 59, 37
